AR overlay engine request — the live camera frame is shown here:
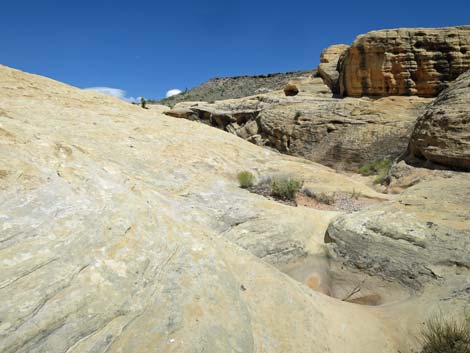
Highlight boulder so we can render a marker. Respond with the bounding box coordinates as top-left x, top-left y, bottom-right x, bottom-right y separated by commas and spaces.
317, 44, 349, 94
326, 174, 470, 290
408, 69, 470, 170
283, 83, 299, 96
164, 107, 197, 119
338, 26, 470, 97
236, 119, 259, 139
